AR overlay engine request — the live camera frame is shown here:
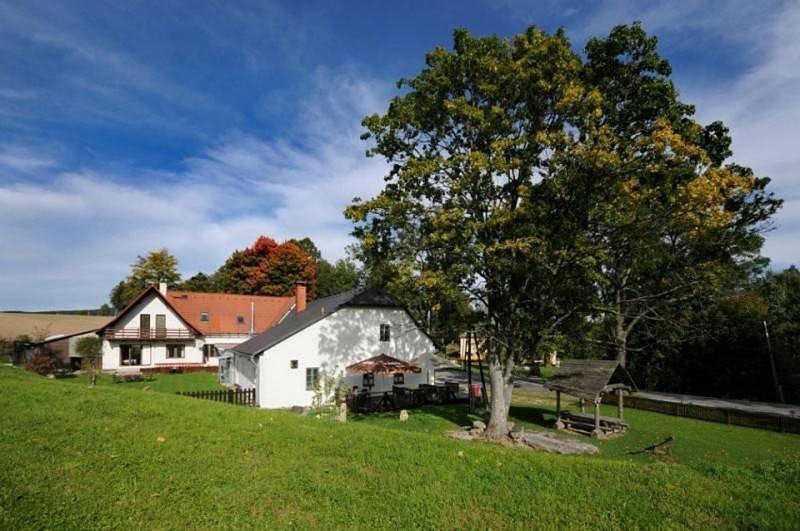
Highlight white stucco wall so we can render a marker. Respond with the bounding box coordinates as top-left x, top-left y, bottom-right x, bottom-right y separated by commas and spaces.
254, 307, 436, 408
100, 292, 202, 370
